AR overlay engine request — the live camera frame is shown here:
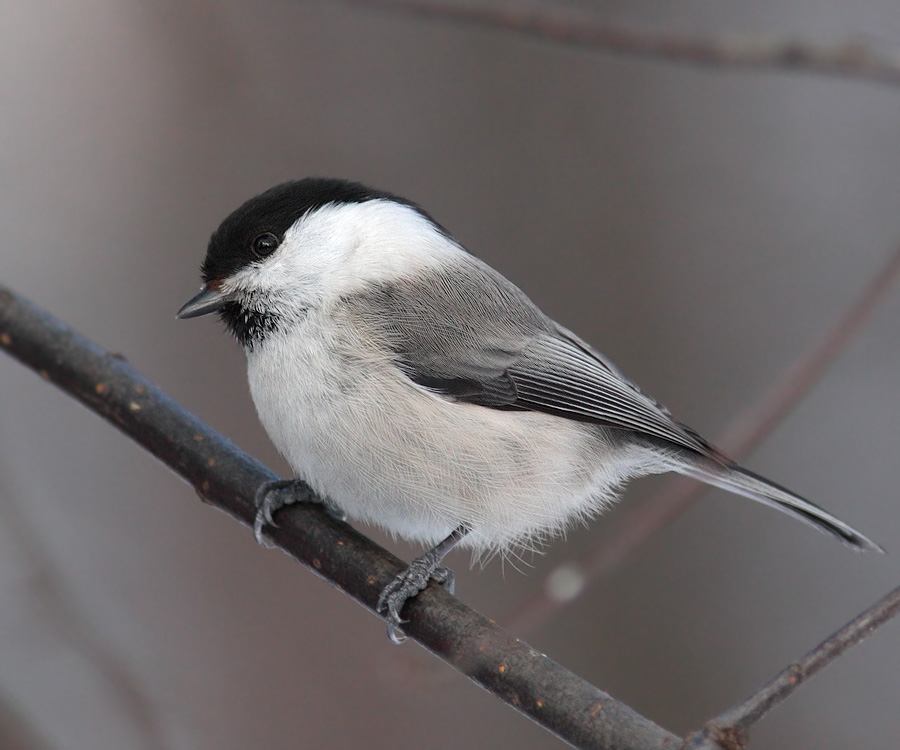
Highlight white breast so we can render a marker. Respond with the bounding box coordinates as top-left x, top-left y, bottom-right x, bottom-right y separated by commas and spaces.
246, 308, 654, 556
